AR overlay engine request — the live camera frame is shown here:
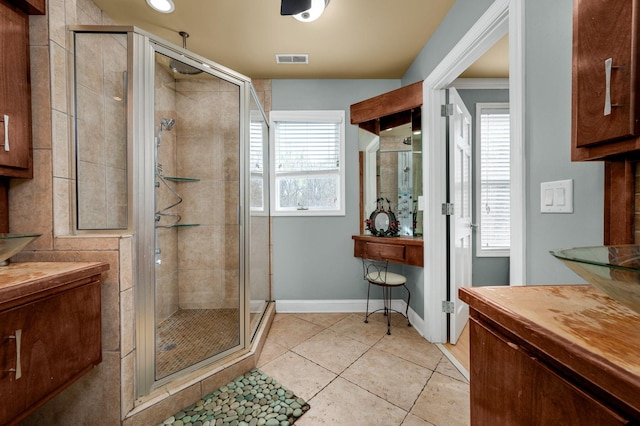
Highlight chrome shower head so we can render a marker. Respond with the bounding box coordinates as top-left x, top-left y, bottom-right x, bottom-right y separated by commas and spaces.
170, 31, 203, 76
